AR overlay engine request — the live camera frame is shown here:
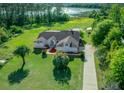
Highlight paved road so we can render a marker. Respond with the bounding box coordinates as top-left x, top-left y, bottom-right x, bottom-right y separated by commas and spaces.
83, 44, 98, 90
